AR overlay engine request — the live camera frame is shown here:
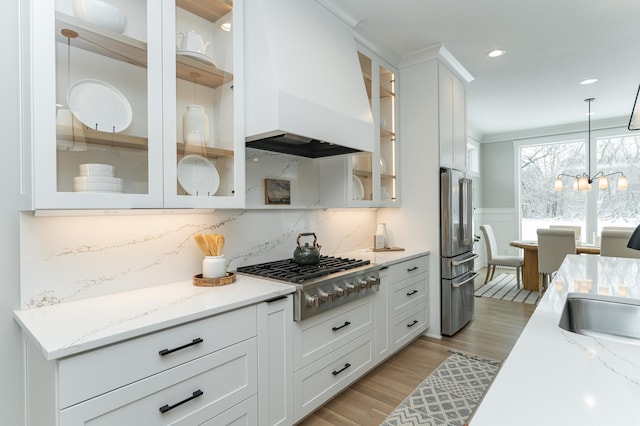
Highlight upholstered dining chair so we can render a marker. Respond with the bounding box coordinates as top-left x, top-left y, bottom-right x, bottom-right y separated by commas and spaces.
549, 225, 582, 242
480, 224, 524, 288
537, 228, 576, 295
600, 229, 640, 258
